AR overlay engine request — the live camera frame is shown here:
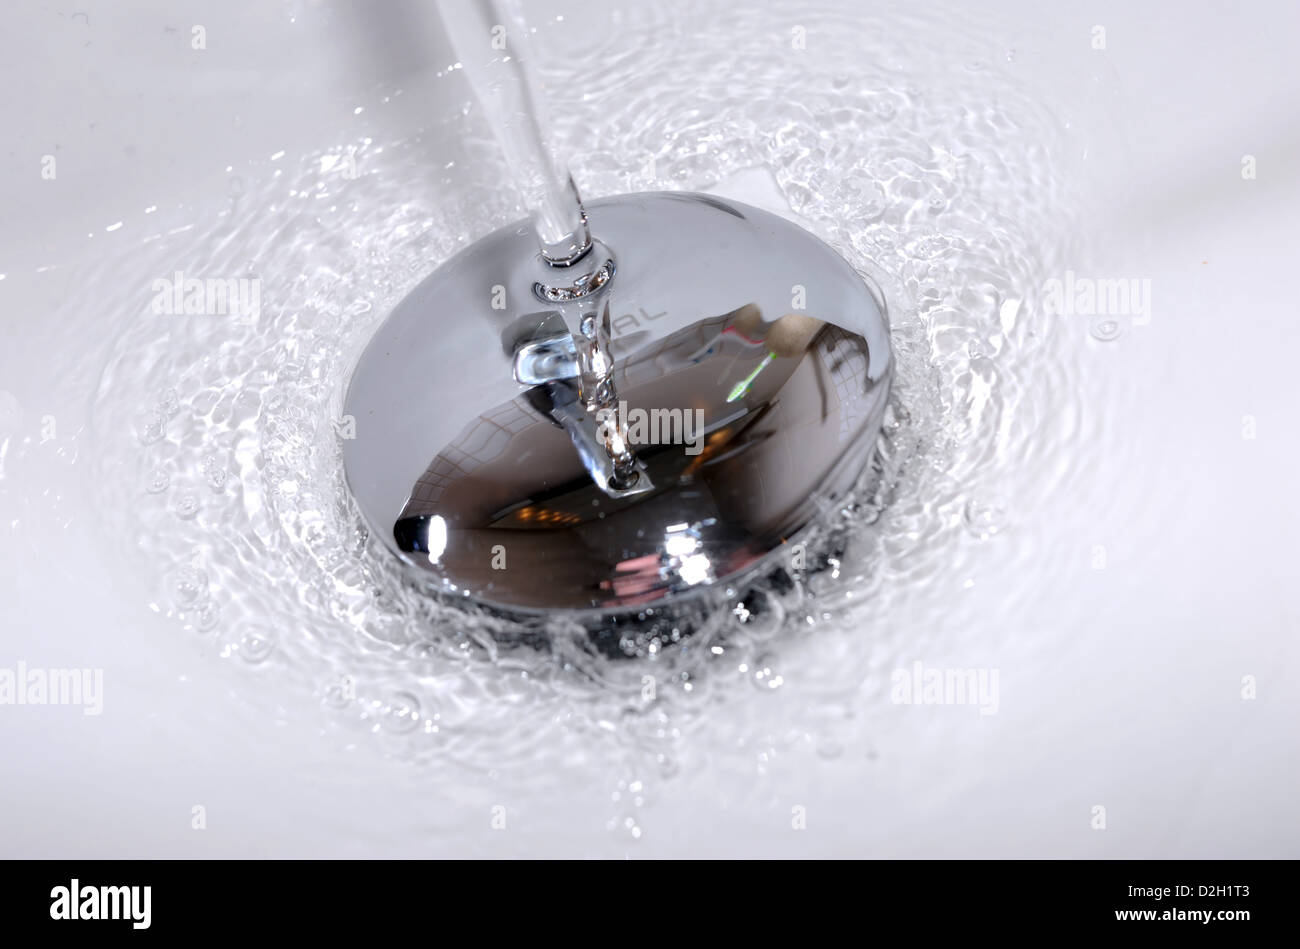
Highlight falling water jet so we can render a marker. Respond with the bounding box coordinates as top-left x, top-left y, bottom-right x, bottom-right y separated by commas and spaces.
341, 0, 893, 640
